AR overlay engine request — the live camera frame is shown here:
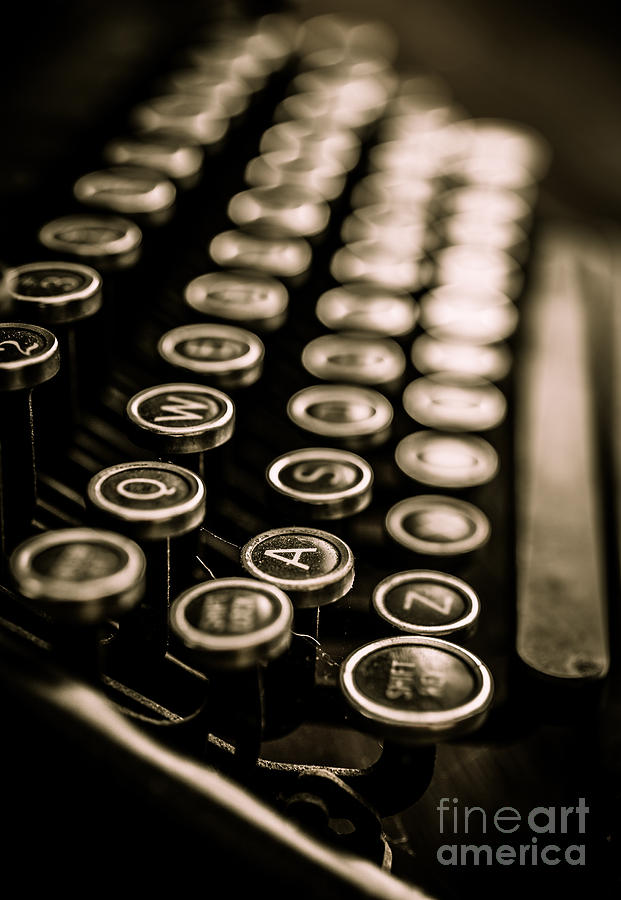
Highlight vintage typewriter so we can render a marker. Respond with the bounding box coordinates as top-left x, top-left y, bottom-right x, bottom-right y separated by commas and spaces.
1, 1, 620, 896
